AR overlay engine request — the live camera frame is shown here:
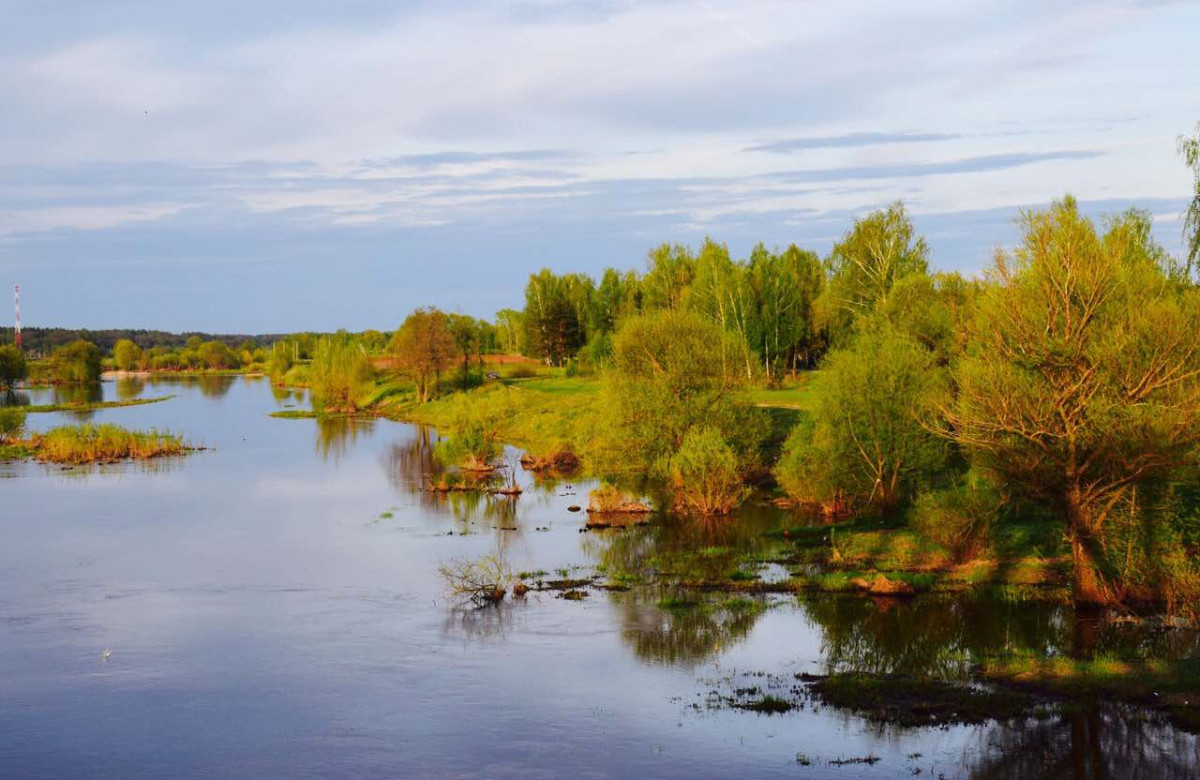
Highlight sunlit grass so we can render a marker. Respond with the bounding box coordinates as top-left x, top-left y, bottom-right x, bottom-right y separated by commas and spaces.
35, 424, 191, 464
